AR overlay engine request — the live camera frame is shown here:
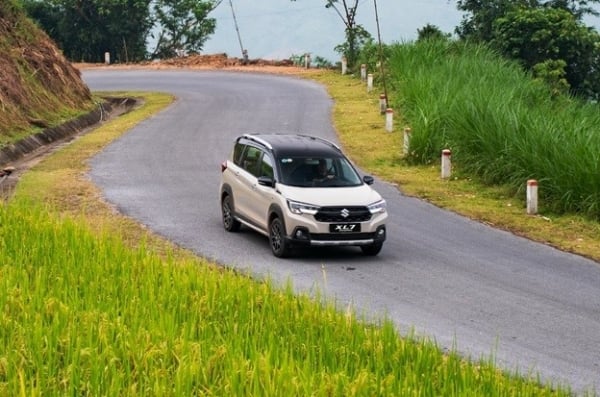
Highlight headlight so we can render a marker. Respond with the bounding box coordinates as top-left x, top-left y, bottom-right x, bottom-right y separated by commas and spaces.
288, 200, 320, 215
368, 199, 387, 214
